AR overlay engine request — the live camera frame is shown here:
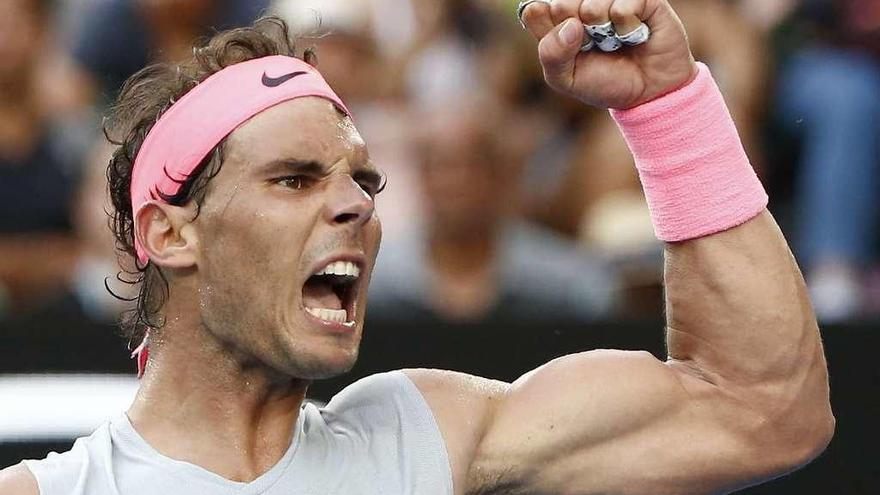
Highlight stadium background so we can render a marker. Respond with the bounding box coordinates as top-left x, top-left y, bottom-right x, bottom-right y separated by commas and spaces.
1, 0, 878, 492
